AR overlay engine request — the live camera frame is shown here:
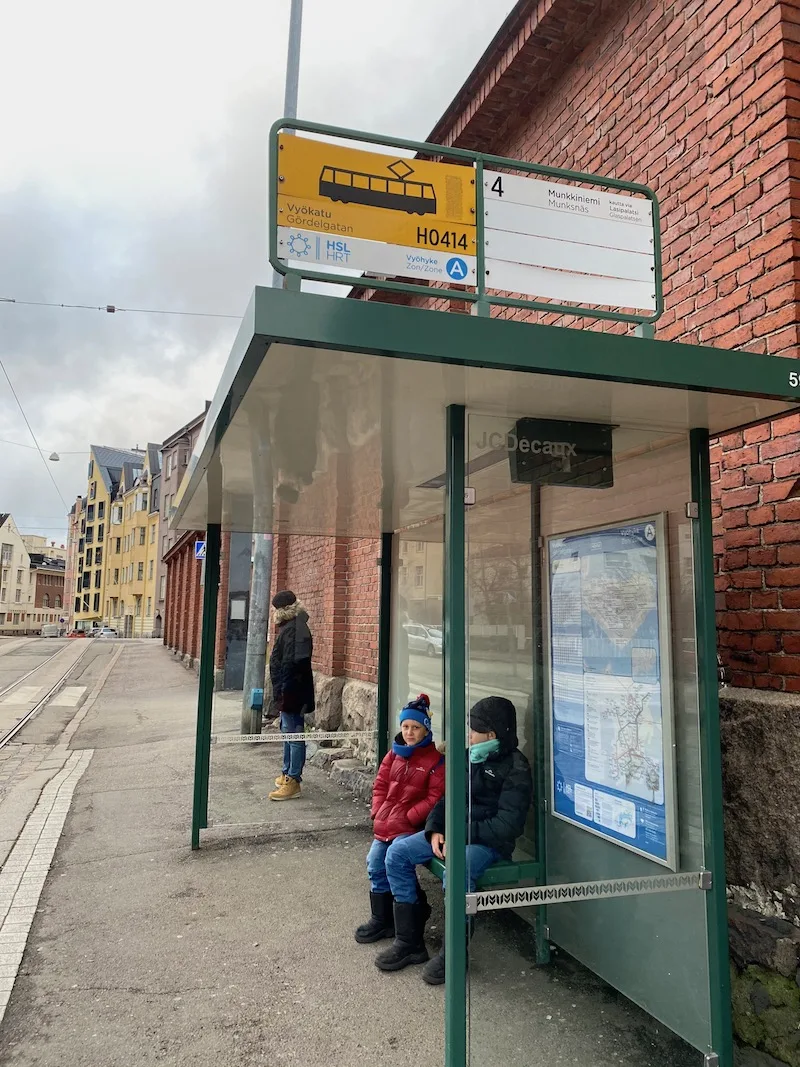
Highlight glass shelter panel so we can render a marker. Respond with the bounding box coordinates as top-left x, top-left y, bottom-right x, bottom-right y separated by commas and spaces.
463, 412, 715, 1066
